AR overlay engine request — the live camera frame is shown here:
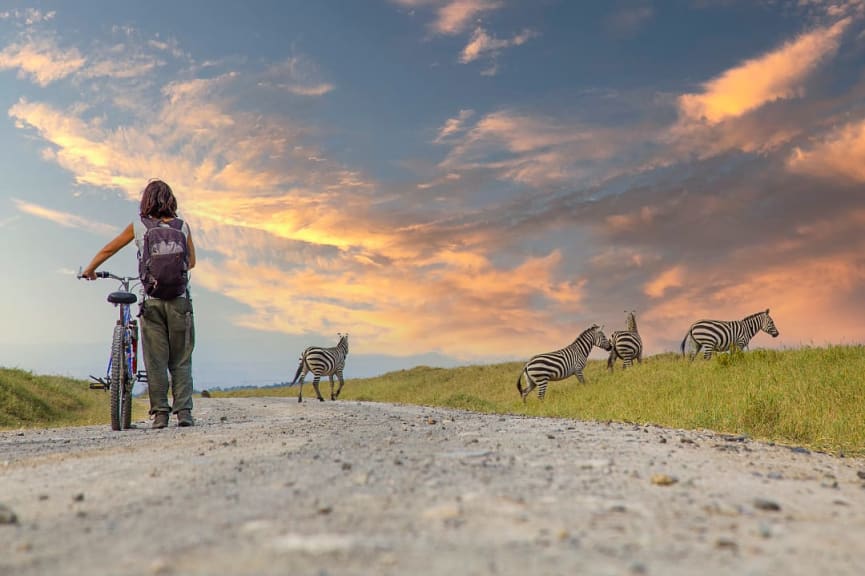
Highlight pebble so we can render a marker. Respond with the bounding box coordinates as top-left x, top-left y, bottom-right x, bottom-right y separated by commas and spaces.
0, 503, 18, 524
753, 498, 781, 512
715, 537, 738, 551
856, 470, 865, 480
650, 474, 678, 486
